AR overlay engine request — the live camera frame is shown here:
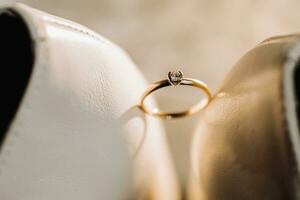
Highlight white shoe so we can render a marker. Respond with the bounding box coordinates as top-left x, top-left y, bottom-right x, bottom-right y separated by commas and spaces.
0, 3, 179, 200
